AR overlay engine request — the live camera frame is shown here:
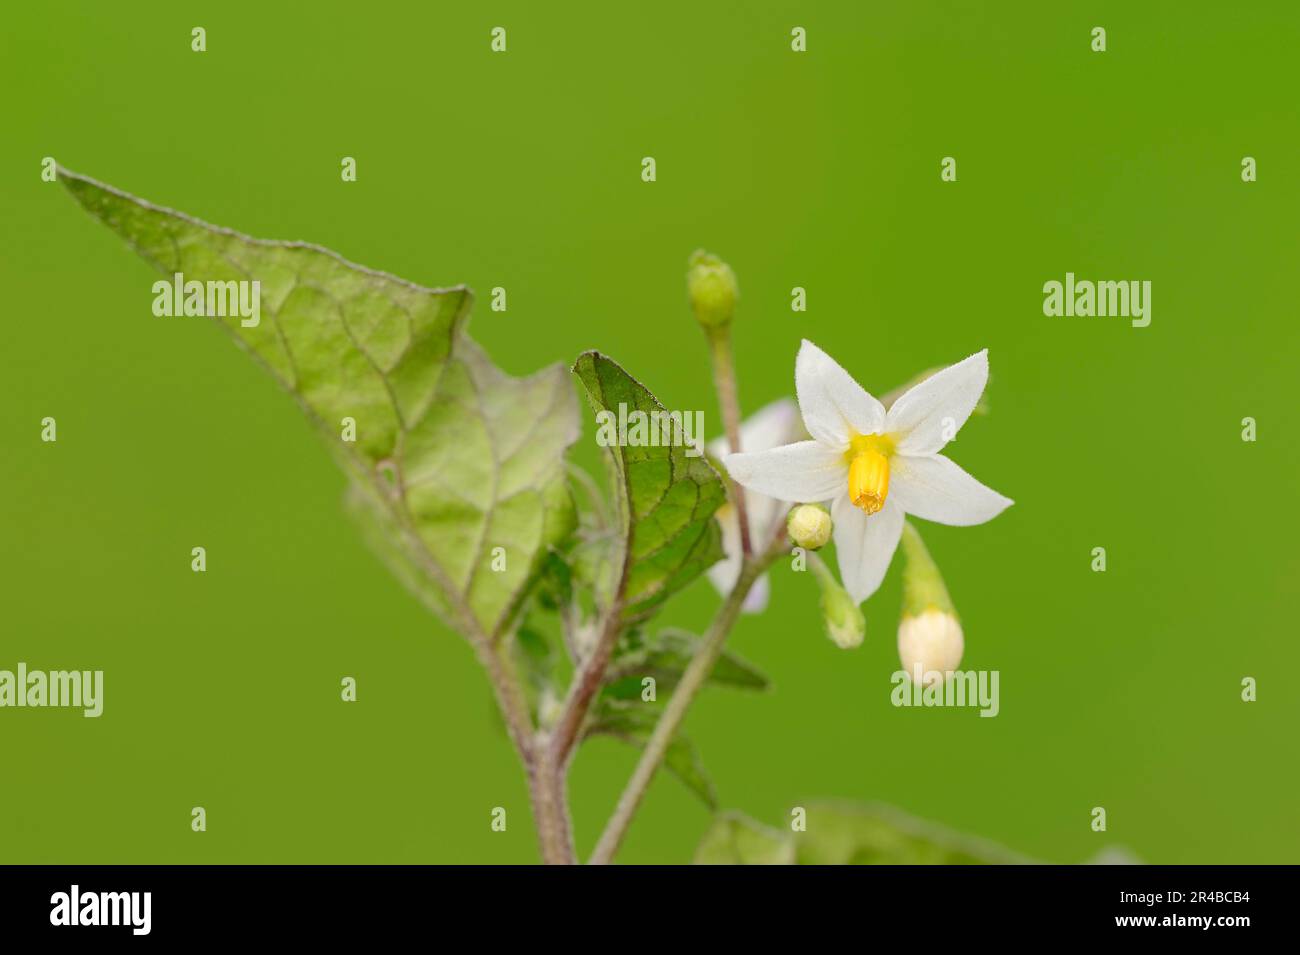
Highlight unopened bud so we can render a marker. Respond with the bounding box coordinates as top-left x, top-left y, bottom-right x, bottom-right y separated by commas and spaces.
898, 521, 961, 685
810, 553, 865, 649
787, 504, 831, 550
898, 609, 964, 686
687, 250, 738, 330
